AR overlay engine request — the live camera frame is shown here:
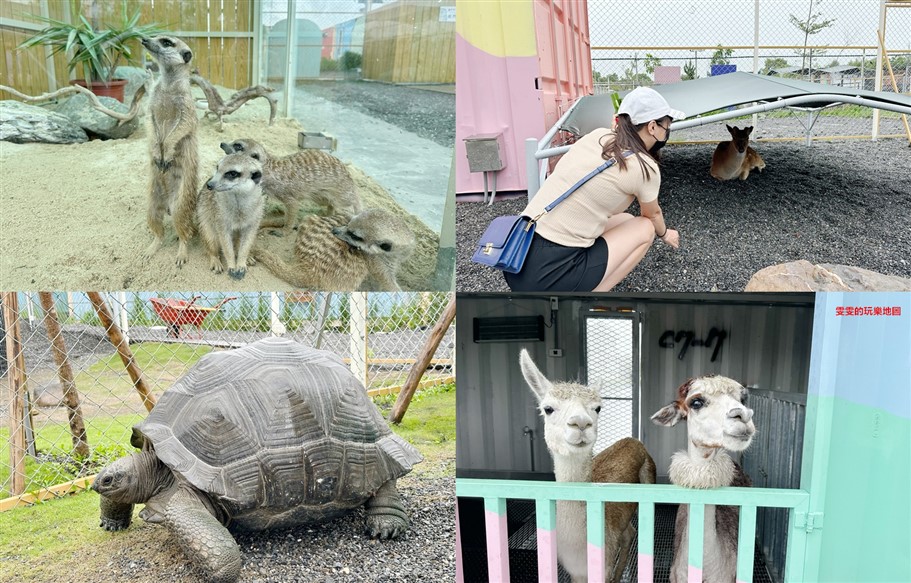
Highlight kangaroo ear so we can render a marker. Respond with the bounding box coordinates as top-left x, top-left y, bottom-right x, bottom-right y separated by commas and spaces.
519, 349, 553, 402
